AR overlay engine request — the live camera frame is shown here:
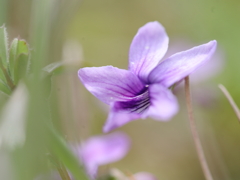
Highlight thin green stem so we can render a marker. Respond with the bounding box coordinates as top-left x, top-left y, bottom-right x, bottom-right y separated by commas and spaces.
57, 163, 72, 180
49, 154, 71, 180
184, 76, 213, 180
218, 84, 240, 122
